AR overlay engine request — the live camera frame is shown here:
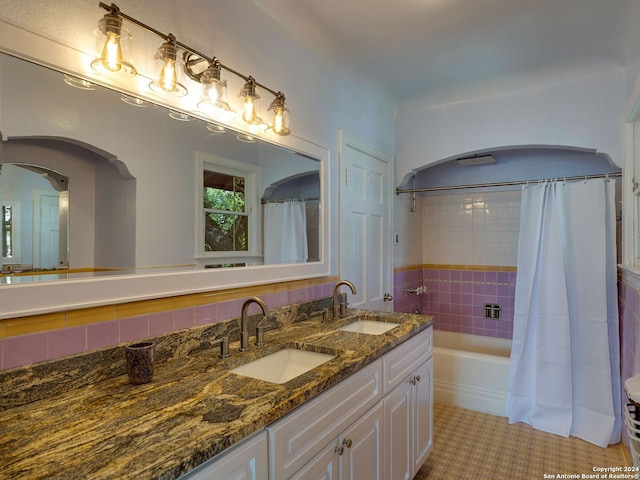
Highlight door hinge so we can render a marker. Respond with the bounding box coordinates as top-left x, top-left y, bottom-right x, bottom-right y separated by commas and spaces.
345, 167, 349, 186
